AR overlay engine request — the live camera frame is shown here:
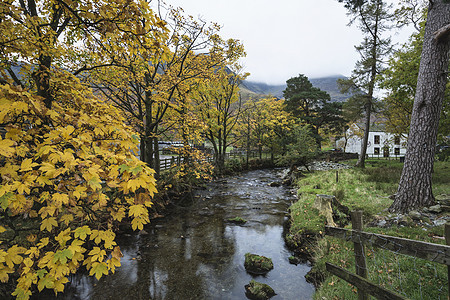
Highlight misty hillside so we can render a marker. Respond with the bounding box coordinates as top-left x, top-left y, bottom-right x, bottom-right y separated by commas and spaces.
240, 75, 350, 102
